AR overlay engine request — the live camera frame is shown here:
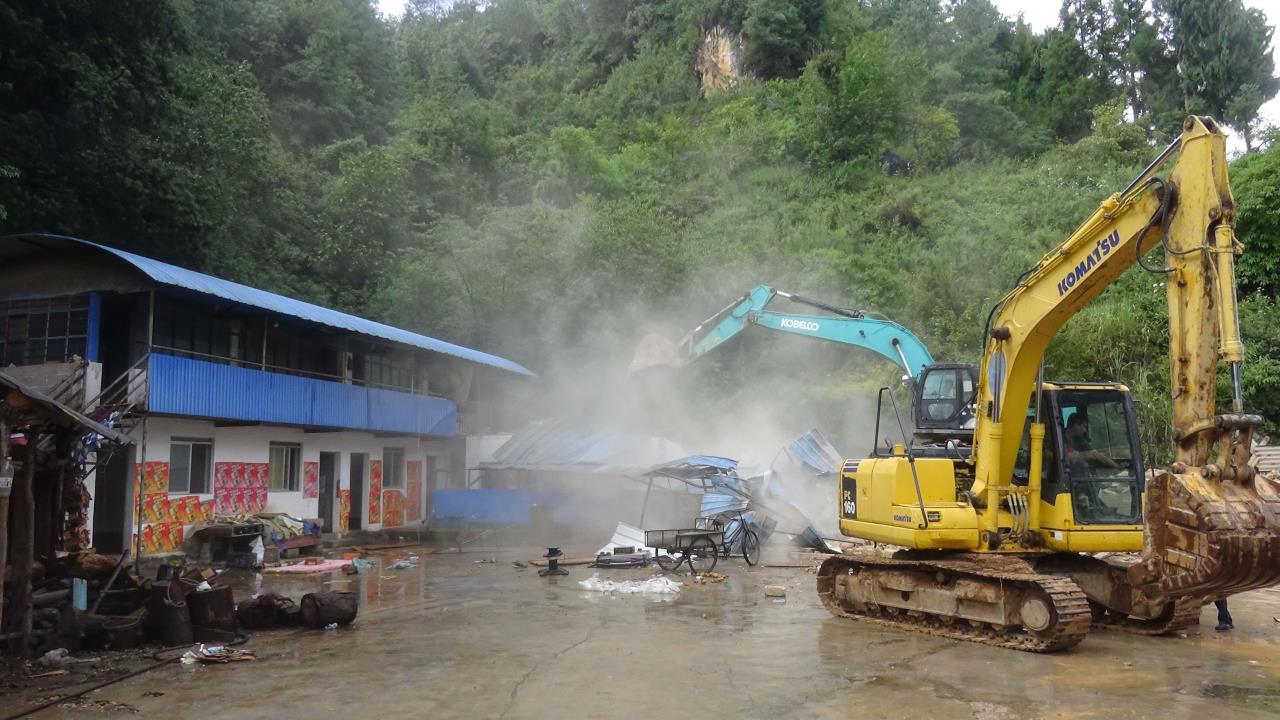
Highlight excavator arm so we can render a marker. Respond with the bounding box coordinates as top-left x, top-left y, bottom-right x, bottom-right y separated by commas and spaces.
677, 284, 934, 378
969, 116, 1280, 600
